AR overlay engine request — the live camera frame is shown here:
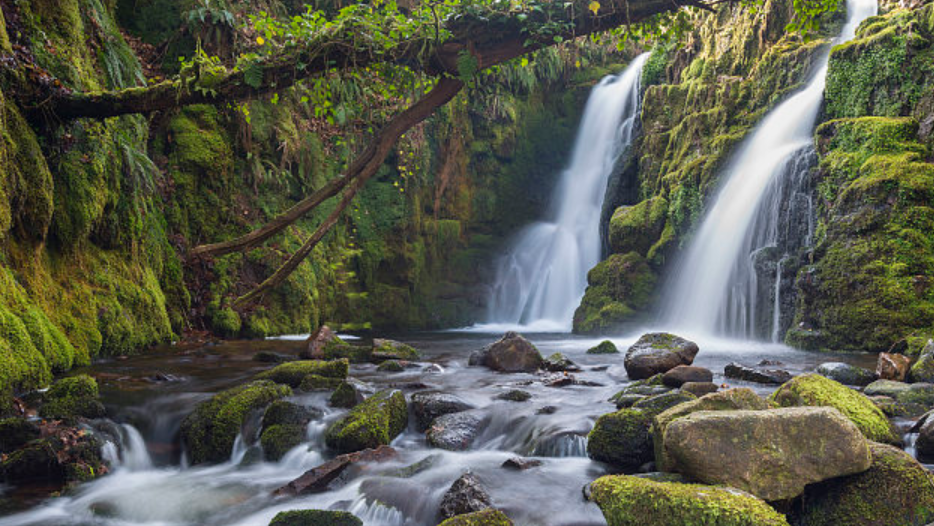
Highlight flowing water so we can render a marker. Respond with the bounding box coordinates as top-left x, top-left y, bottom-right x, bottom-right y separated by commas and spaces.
661, 0, 878, 341
483, 54, 649, 333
